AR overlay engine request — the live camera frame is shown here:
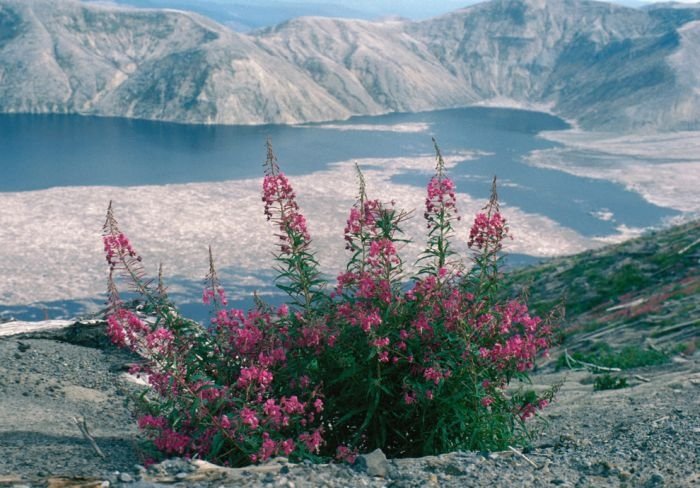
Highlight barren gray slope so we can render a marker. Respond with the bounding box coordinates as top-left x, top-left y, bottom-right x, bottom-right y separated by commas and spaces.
0, 0, 353, 125
1, 0, 700, 129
